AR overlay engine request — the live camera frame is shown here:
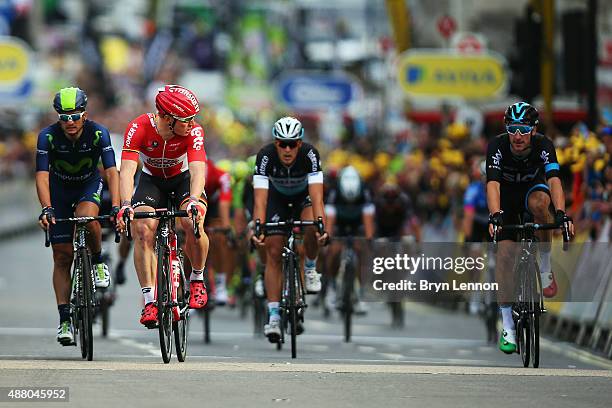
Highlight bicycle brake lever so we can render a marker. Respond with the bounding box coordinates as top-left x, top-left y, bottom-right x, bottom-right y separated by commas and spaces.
125, 213, 132, 242
192, 211, 201, 239
44, 228, 50, 247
